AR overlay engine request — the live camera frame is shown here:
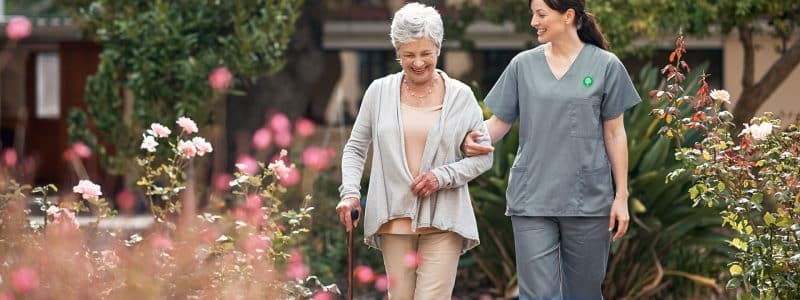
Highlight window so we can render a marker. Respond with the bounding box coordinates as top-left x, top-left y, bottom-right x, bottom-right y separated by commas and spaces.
35, 52, 60, 119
